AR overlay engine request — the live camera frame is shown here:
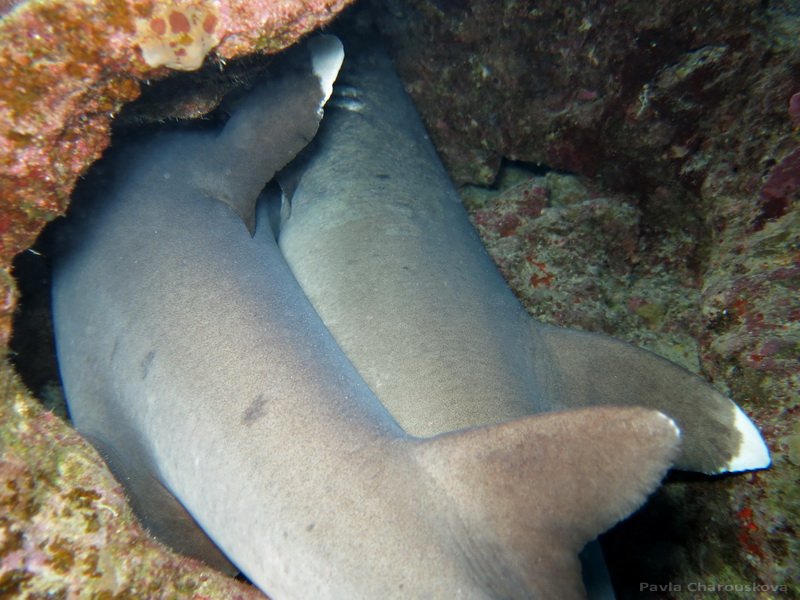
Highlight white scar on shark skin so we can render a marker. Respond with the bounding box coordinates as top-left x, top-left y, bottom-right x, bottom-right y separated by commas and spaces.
50, 31, 770, 600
